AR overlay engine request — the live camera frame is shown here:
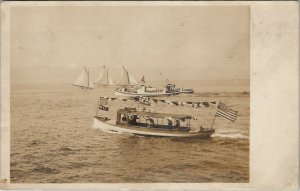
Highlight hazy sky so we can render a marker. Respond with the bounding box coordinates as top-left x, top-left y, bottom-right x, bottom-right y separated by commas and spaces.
11, 6, 249, 83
